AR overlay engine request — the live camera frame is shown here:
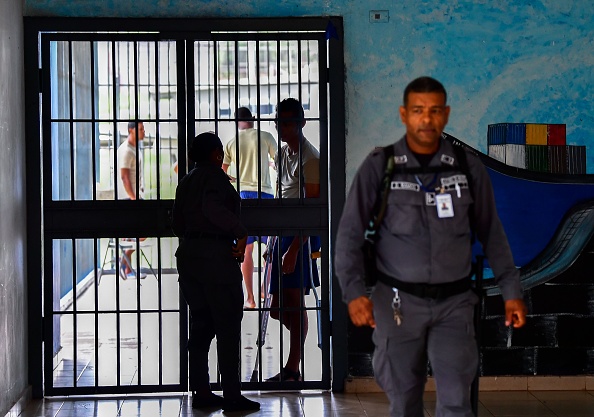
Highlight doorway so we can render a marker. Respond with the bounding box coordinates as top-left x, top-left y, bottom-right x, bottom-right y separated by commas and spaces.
25, 17, 345, 396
